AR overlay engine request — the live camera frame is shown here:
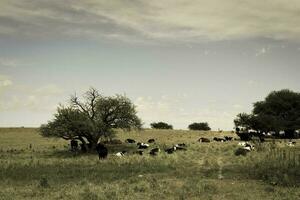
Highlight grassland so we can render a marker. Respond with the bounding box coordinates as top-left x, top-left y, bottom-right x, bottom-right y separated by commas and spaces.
0, 128, 299, 200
